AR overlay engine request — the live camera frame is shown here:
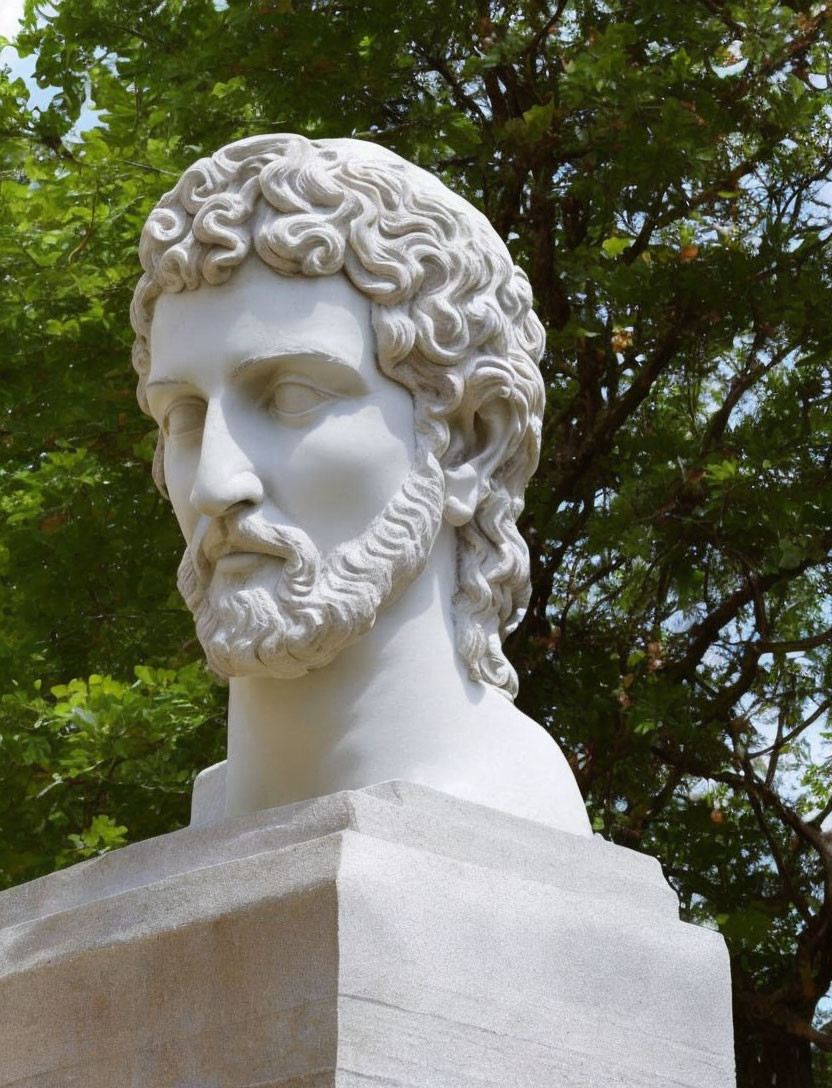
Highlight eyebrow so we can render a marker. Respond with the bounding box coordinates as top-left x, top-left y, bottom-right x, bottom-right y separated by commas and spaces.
145, 348, 356, 393
231, 348, 352, 378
